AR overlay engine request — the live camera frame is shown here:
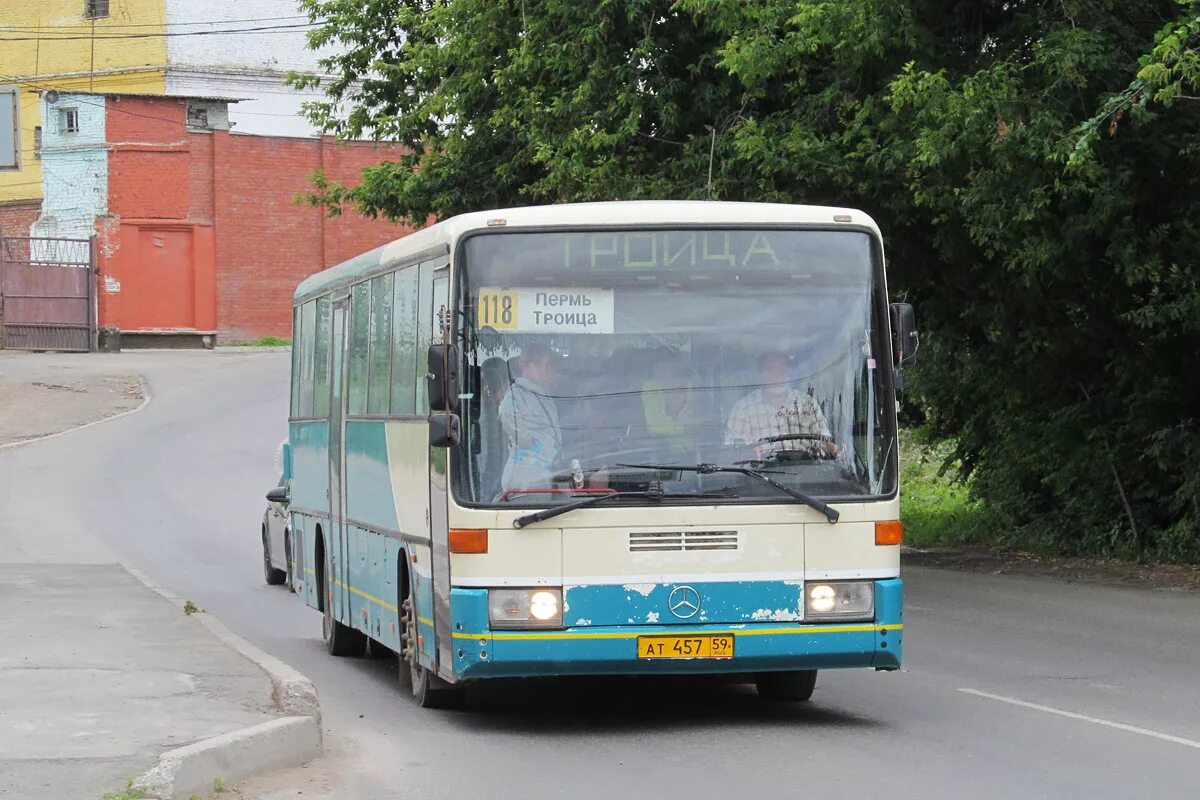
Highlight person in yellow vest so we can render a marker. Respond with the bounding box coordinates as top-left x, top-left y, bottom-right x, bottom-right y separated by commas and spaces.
641, 348, 698, 444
